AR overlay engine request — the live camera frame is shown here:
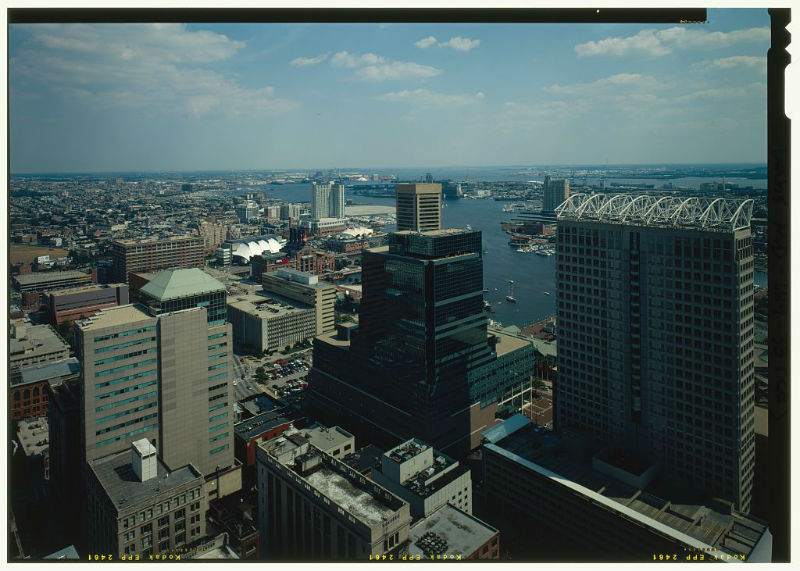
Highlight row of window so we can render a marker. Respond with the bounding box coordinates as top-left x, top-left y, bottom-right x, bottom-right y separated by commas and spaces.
95, 422, 157, 448
94, 368, 157, 389
96, 412, 158, 436
94, 359, 158, 379
94, 326, 156, 342
94, 347, 156, 367
94, 336, 156, 354
96, 379, 157, 401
